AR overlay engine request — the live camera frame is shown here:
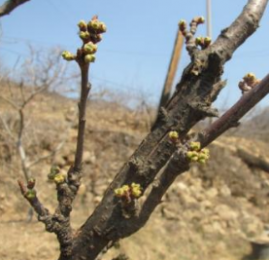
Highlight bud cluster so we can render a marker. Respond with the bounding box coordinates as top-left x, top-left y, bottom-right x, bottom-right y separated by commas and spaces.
195, 36, 211, 49
179, 16, 205, 37
47, 166, 65, 185
238, 73, 260, 94
62, 16, 106, 64
186, 141, 210, 164
114, 183, 142, 203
